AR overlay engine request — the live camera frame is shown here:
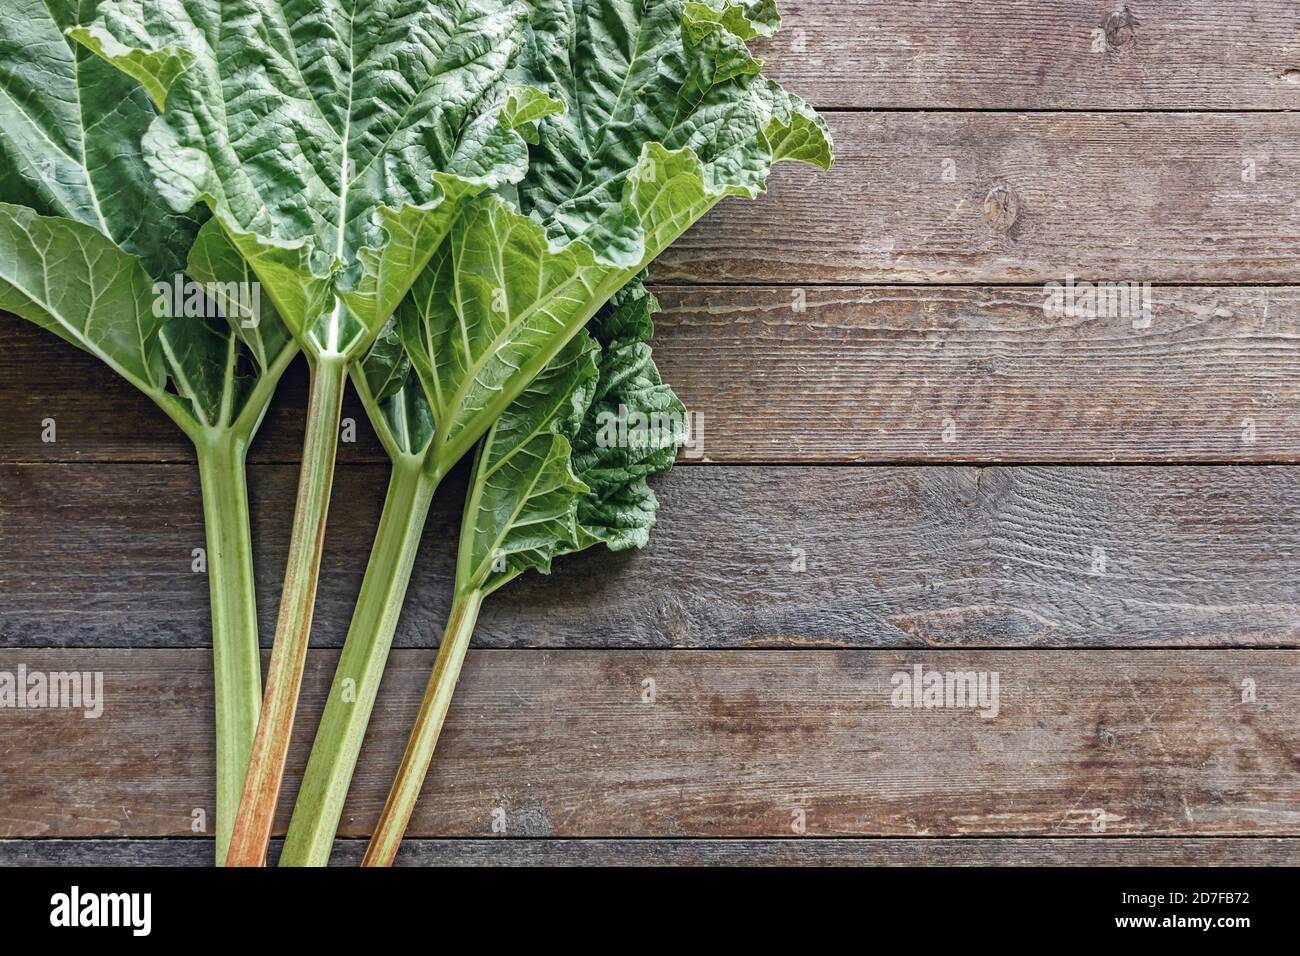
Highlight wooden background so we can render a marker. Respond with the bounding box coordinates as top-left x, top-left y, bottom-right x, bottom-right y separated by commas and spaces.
1, 0, 1298, 866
